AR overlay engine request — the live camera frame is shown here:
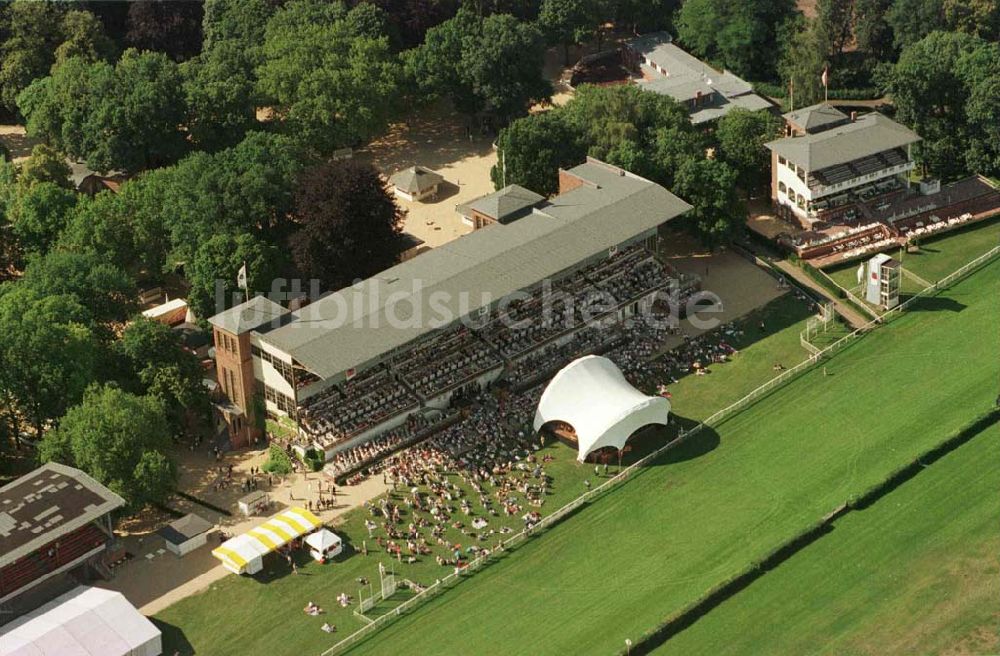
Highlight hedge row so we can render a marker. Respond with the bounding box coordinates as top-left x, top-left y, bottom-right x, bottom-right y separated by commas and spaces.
622, 407, 1000, 655
752, 81, 881, 101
